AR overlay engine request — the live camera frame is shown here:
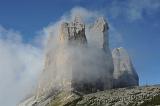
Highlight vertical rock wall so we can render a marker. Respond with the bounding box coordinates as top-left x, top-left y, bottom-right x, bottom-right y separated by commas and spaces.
112, 47, 139, 88
36, 17, 139, 99
36, 17, 115, 97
